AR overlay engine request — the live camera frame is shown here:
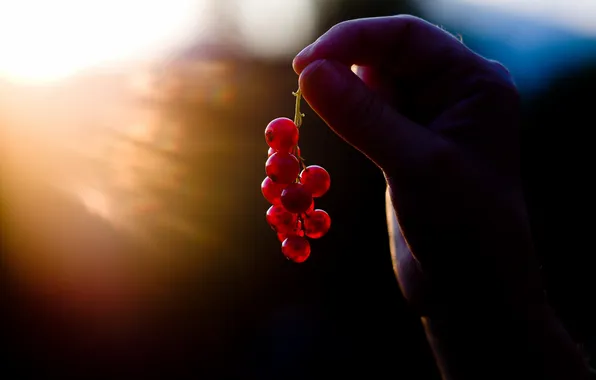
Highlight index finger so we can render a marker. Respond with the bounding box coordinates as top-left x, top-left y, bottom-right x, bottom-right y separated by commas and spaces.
293, 15, 483, 78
